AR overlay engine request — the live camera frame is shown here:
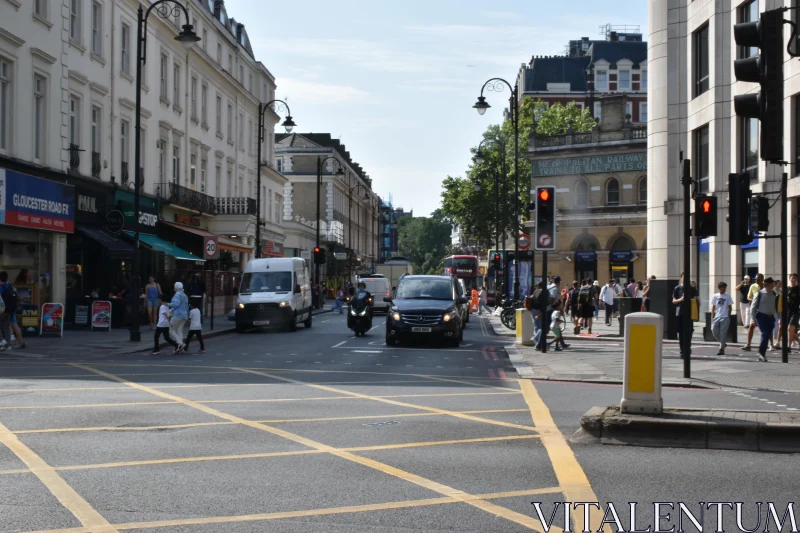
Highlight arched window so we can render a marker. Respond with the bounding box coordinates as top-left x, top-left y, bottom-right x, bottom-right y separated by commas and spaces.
575, 180, 589, 207
638, 176, 647, 205
606, 178, 620, 206
610, 235, 636, 251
